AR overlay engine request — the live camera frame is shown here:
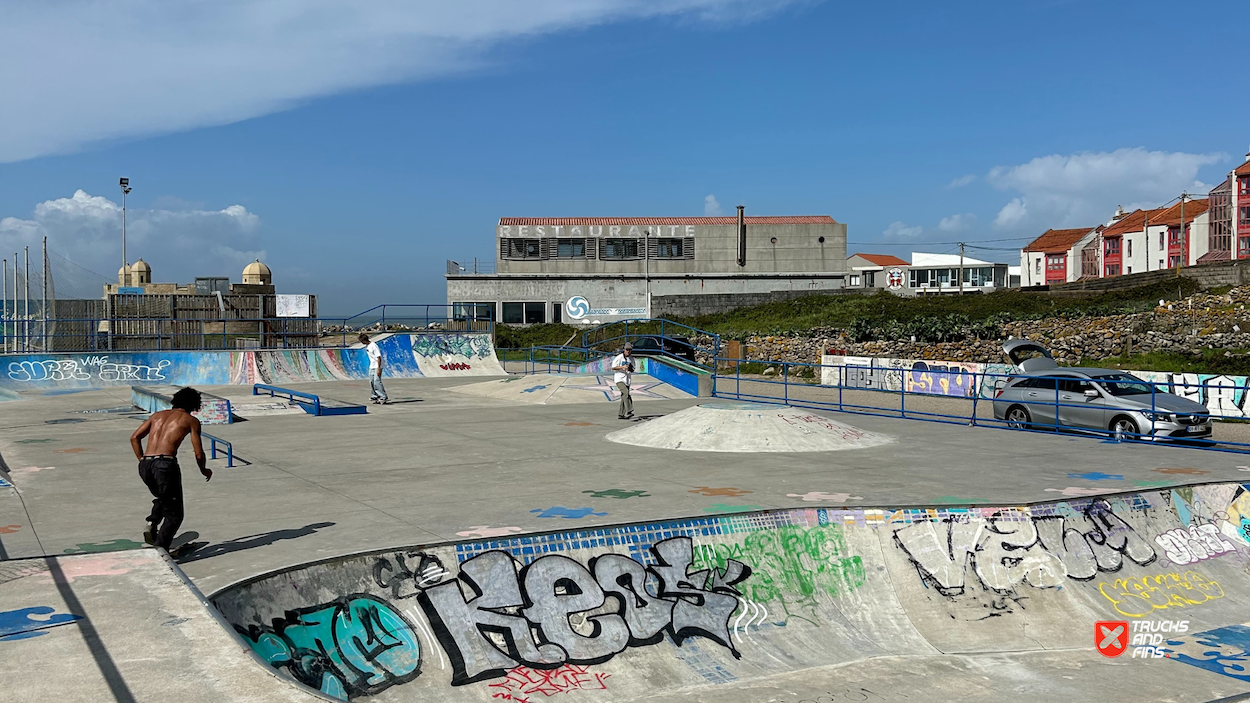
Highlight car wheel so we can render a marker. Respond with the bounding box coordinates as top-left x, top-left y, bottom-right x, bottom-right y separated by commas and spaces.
1005, 405, 1031, 429
1110, 416, 1139, 441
